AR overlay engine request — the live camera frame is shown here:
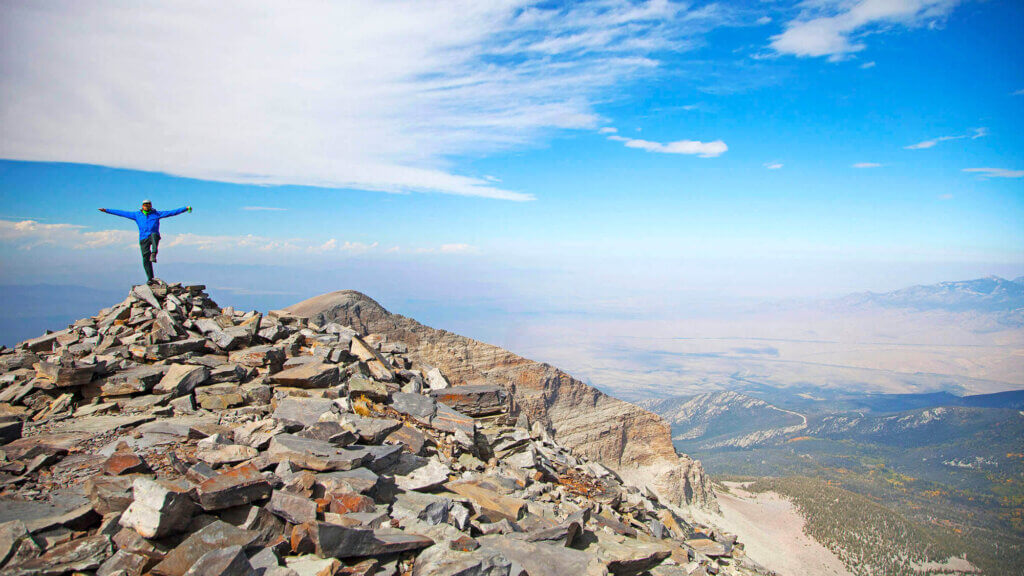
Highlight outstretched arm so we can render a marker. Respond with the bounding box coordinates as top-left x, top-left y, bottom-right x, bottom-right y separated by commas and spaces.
99, 208, 136, 219
157, 206, 190, 218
